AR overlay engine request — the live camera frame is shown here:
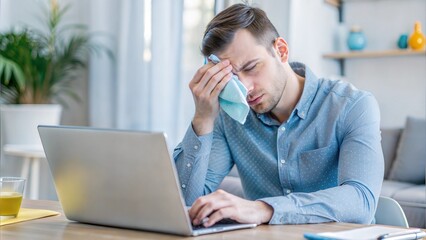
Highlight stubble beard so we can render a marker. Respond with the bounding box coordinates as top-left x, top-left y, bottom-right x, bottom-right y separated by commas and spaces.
251, 68, 288, 115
